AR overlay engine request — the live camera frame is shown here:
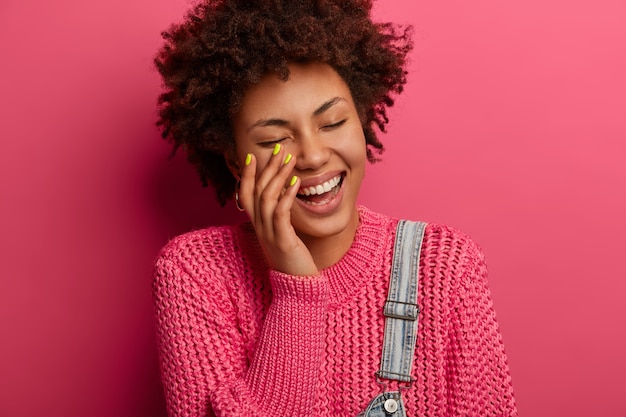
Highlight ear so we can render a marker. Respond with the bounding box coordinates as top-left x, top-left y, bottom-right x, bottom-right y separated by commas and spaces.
224, 149, 242, 180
